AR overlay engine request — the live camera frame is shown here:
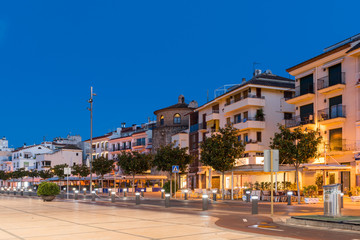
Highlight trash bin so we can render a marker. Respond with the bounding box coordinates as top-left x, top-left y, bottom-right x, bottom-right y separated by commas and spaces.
323, 184, 341, 217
